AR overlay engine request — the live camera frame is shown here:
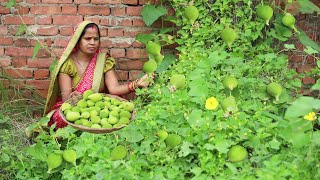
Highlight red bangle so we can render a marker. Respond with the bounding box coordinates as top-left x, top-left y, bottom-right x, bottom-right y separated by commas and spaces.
127, 82, 135, 92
